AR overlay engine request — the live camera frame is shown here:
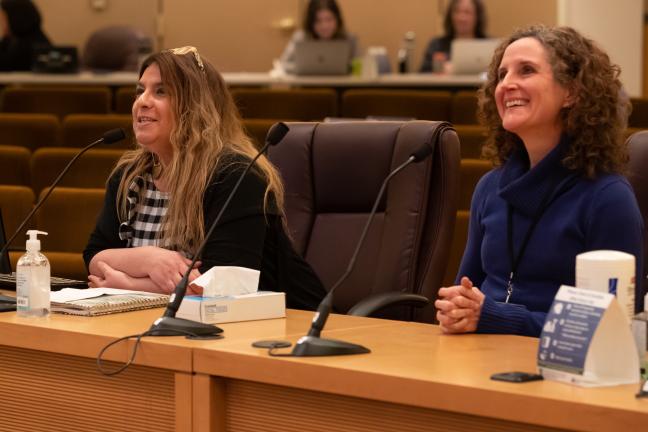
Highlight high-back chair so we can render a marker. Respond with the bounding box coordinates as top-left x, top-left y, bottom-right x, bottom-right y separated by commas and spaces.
232, 88, 338, 120
629, 98, 648, 128
31, 148, 125, 196
341, 89, 452, 121
115, 86, 136, 114
268, 121, 460, 323
626, 130, 648, 297
61, 114, 133, 148
0, 145, 31, 186
0, 113, 59, 150
35, 187, 105, 280
0, 185, 35, 252
1, 86, 111, 119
